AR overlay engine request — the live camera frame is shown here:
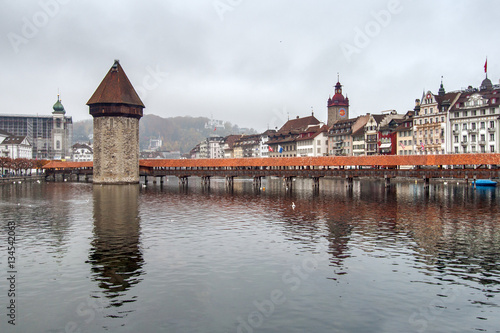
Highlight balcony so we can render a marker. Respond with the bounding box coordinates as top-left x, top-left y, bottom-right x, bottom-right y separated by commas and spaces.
453, 130, 460, 135
468, 128, 478, 134
479, 140, 486, 145
488, 127, 496, 133
461, 141, 467, 146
